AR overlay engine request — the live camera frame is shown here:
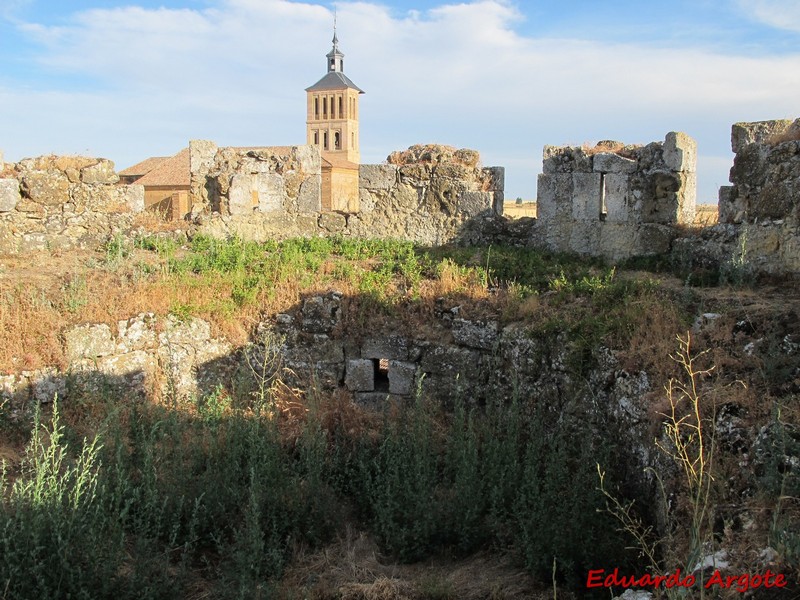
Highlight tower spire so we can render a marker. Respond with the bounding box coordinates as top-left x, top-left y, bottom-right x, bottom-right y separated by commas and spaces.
333, 9, 338, 46
326, 9, 344, 73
